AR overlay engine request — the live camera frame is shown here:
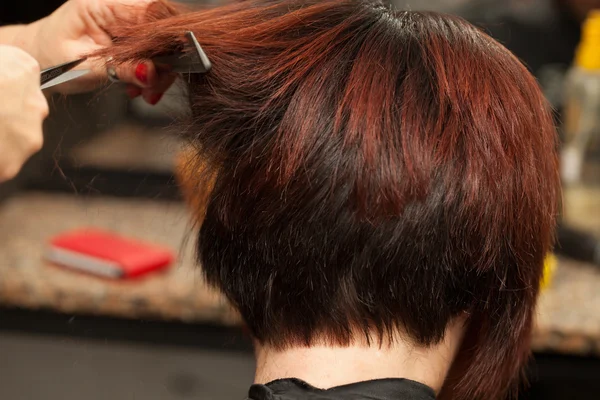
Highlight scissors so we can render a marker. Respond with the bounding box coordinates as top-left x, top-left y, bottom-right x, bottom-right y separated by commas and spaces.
40, 32, 210, 90
40, 58, 90, 90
